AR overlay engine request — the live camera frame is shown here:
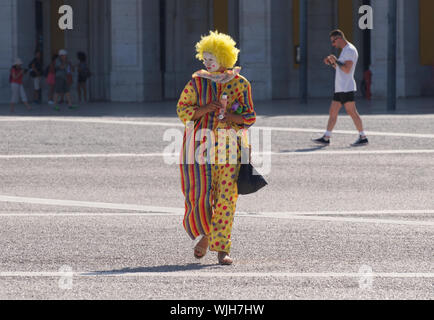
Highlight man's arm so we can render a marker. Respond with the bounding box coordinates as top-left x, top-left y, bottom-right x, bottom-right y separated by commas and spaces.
328, 55, 353, 74
338, 60, 353, 74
